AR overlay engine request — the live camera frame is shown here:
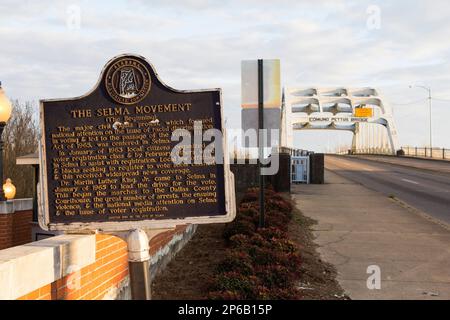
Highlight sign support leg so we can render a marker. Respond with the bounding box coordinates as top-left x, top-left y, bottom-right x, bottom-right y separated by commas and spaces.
258, 59, 265, 228
127, 229, 151, 300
